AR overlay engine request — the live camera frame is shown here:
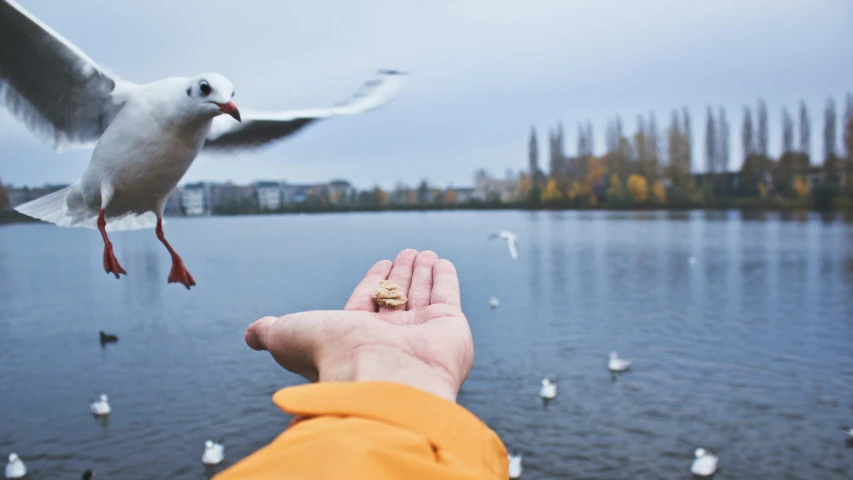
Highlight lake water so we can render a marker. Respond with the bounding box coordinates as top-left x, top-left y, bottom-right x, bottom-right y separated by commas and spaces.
1, 210, 852, 479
